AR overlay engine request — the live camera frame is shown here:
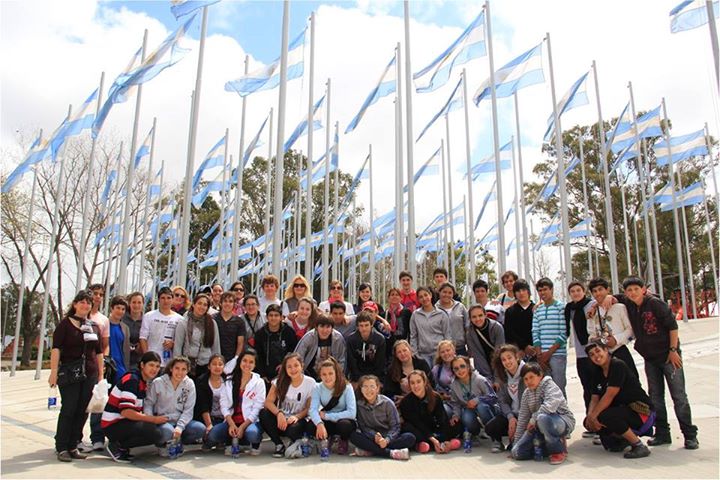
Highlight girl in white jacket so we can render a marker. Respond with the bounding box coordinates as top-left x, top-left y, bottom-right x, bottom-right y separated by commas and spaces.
209, 350, 266, 455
